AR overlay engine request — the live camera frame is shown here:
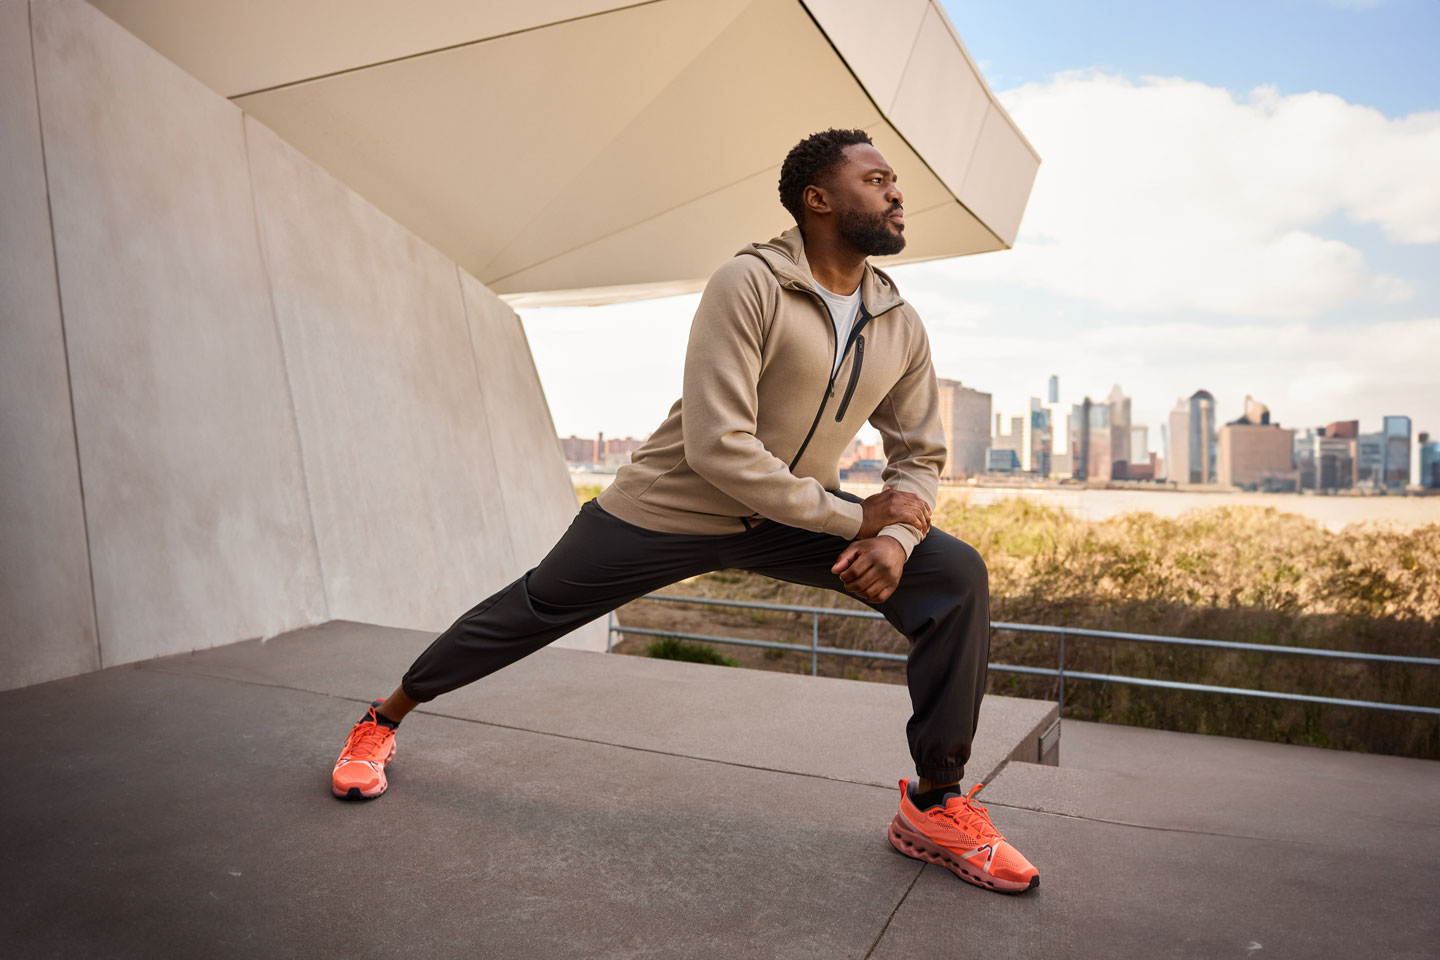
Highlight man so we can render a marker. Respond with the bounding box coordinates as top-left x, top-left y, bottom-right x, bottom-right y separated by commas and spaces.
330, 128, 1039, 894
